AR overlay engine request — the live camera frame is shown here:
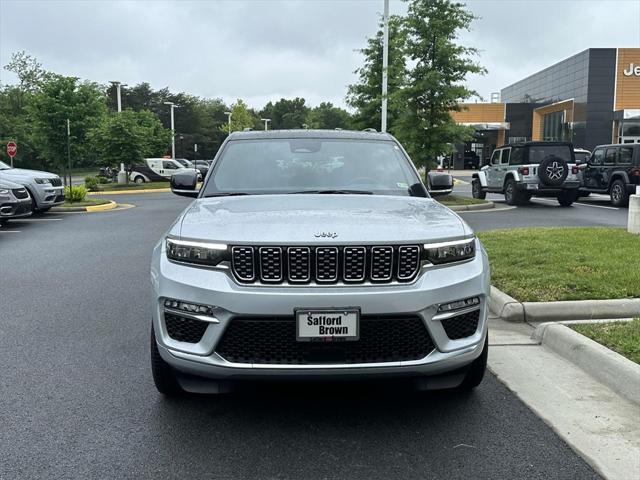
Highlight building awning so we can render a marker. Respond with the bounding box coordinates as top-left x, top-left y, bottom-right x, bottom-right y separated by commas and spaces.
613, 109, 640, 120
458, 122, 510, 130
